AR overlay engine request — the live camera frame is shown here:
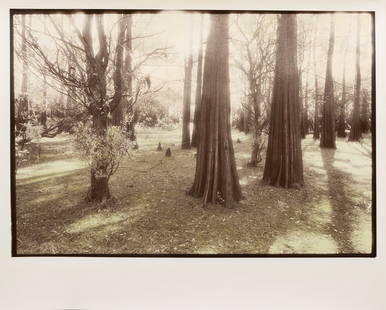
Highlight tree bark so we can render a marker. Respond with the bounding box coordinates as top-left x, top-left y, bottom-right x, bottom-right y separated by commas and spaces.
83, 14, 111, 202
349, 15, 362, 142
262, 14, 304, 188
181, 18, 194, 149
320, 15, 336, 148
191, 14, 204, 148
189, 14, 242, 208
